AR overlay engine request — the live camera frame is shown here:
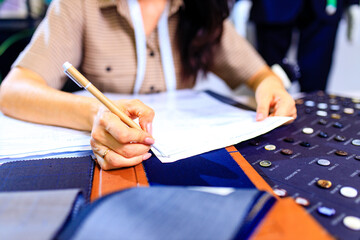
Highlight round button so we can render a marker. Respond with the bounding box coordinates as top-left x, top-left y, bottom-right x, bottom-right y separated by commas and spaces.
343, 108, 354, 114
330, 104, 340, 111
273, 188, 287, 197
317, 179, 332, 189
316, 110, 328, 117
340, 186, 358, 198
332, 122, 343, 128
351, 139, 360, 146
355, 155, 360, 161
280, 149, 293, 155
318, 119, 327, 125
335, 150, 348, 156
259, 160, 272, 168
317, 103, 328, 109
295, 197, 310, 207
305, 100, 315, 107
264, 145, 276, 151
334, 135, 346, 142
318, 131, 328, 138
302, 127, 314, 134
249, 139, 261, 146
317, 206, 336, 217
331, 113, 341, 119
283, 137, 295, 143
300, 141, 311, 147
317, 159, 331, 166
343, 216, 360, 231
